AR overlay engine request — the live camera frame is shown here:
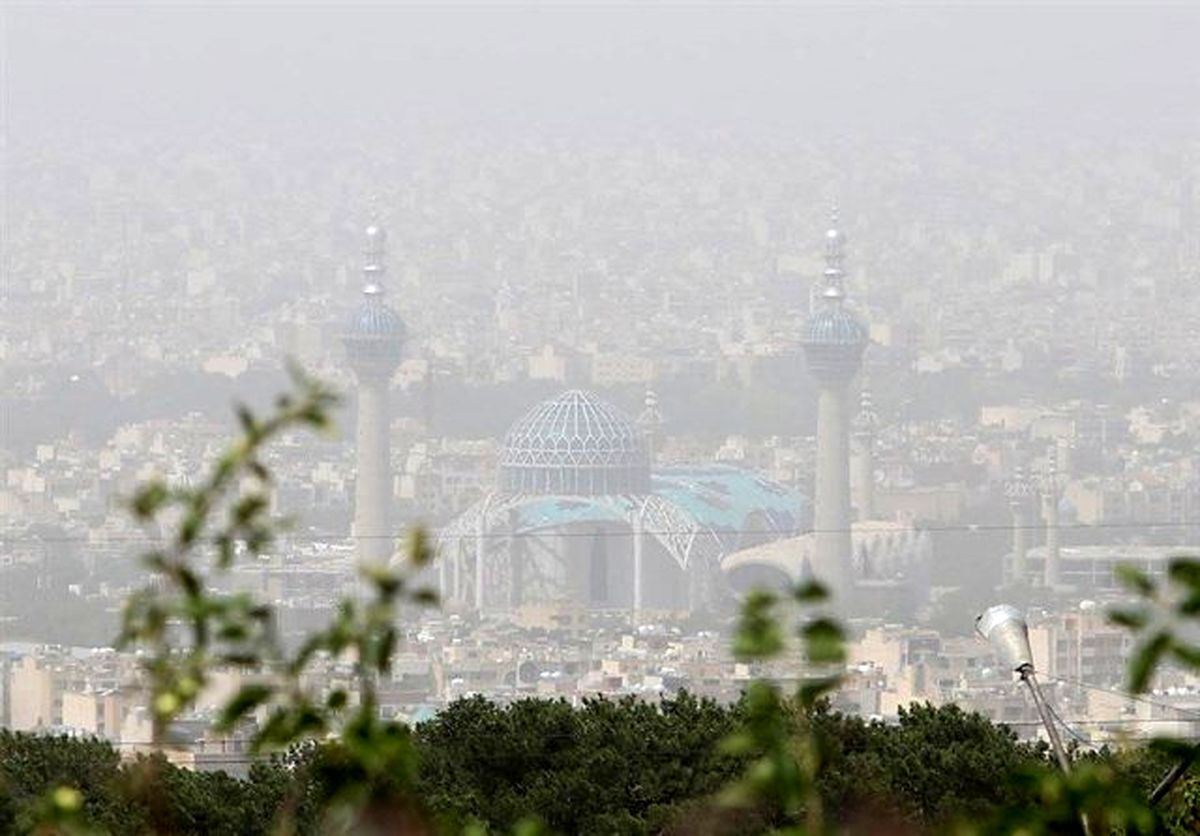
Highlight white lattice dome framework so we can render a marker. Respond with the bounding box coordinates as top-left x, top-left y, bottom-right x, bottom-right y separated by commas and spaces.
498, 390, 651, 495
